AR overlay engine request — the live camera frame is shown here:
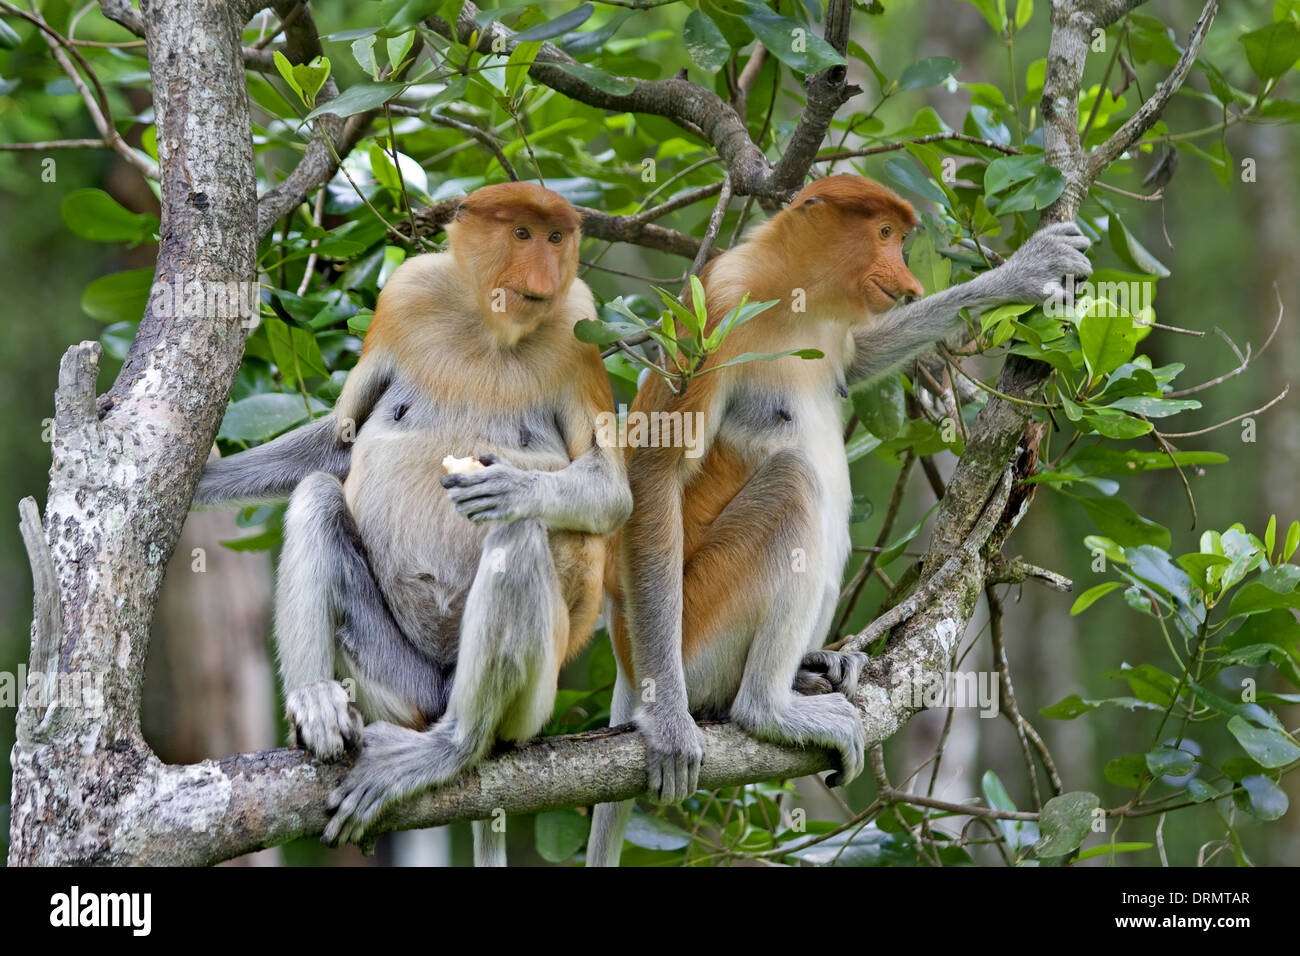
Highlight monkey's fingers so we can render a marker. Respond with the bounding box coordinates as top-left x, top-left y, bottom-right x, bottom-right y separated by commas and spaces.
794, 670, 834, 695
